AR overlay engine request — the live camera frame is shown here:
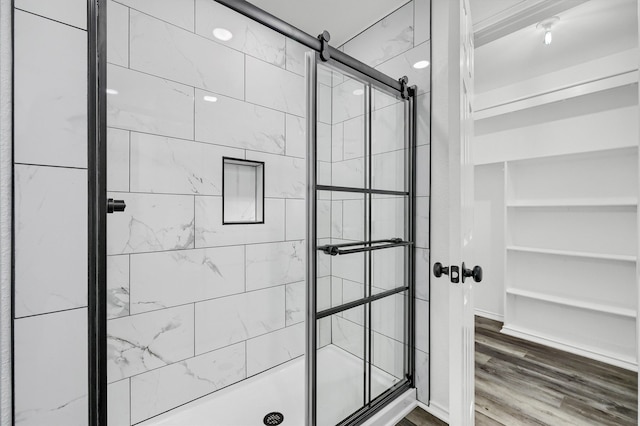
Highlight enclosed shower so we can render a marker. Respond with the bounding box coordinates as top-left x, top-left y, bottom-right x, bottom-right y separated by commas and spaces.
103, 1, 431, 424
